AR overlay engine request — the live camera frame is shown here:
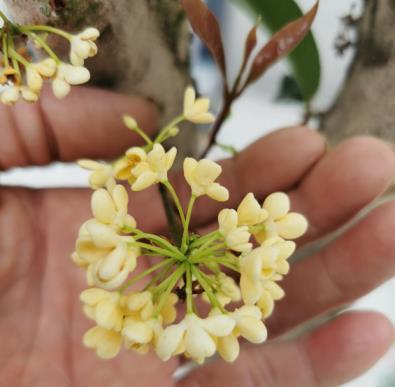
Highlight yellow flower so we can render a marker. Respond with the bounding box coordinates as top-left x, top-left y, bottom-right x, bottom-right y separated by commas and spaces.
78, 159, 114, 190
216, 306, 267, 362
183, 158, 229, 201
91, 185, 136, 230
1, 85, 38, 105
218, 208, 252, 253
113, 147, 147, 183
70, 27, 100, 66
80, 288, 124, 331
255, 192, 308, 243
75, 220, 139, 289
131, 144, 177, 191
156, 313, 235, 363
202, 273, 241, 306
83, 326, 122, 359
237, 193, 268, 226
256, 281, 285, 318
123, 317, 162, 355
52, 63, 91, 99
26, 58, 57, 93
239, 246, 278, 304
183, 86, 215, 124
